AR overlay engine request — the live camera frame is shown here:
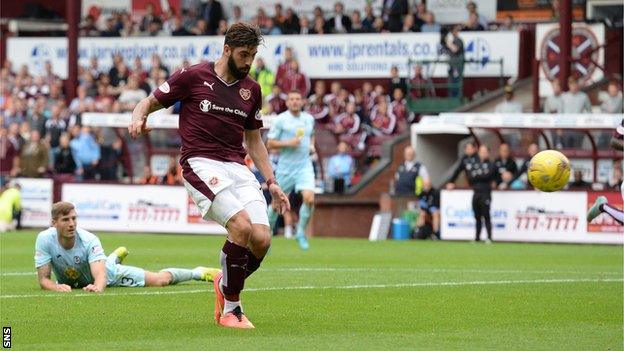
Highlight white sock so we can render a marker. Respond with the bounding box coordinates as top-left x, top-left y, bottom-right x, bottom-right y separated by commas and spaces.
161, 268, 193, 284
284, 225, 293, 239
107, 253, 120, 264
603, 203, 624, 224
223, 299, 242, 314
190, 268, 202, 280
